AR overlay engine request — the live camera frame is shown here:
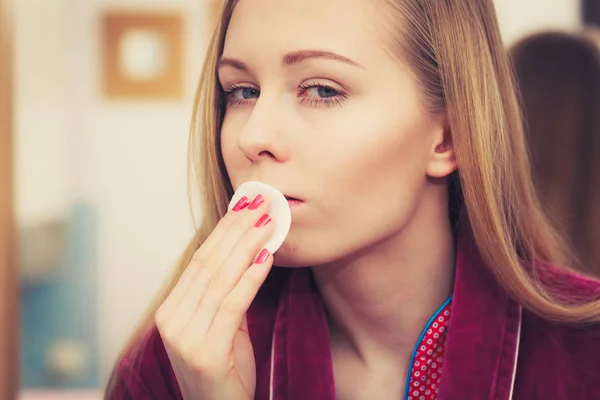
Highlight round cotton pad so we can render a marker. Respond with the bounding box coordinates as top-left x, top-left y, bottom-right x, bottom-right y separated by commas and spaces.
228, 181, 292, 256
